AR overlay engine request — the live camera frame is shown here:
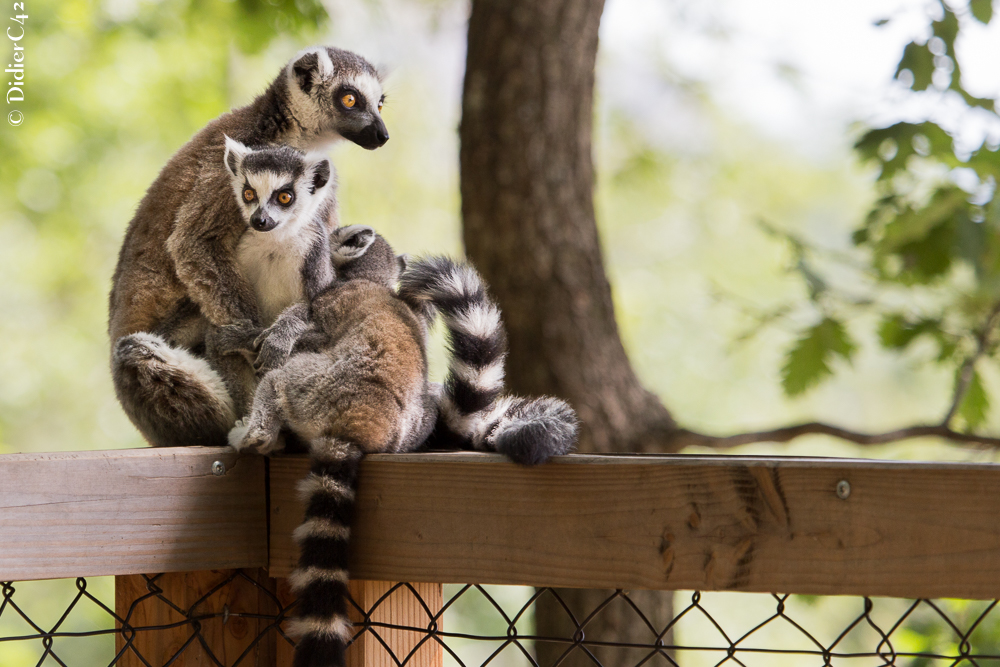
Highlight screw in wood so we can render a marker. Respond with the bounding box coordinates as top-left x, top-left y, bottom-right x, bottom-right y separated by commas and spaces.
212, 461, 226, 476
836, 480, 851, 500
